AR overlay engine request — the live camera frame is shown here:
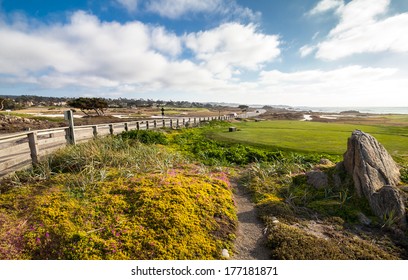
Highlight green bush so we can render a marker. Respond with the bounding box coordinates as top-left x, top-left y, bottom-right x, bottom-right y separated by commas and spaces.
121, 130, 168, 145
171, 128, 290, 166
